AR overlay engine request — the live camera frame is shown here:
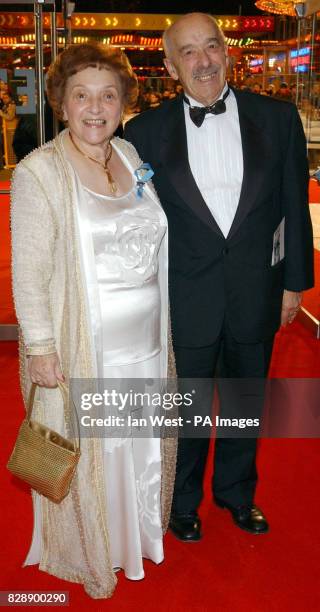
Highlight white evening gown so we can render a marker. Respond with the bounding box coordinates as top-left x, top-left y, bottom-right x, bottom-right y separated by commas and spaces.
24, 167, 168, 582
